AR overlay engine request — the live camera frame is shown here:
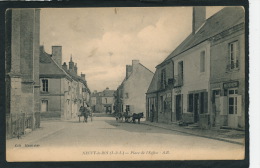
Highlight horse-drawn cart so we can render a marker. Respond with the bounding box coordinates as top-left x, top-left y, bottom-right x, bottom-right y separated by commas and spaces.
115, 112, 144, 124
